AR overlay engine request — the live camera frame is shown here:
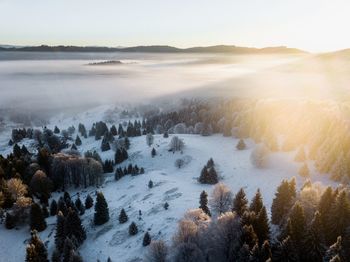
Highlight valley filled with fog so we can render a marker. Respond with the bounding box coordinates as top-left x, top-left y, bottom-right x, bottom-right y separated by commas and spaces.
0, 51, 307, 115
